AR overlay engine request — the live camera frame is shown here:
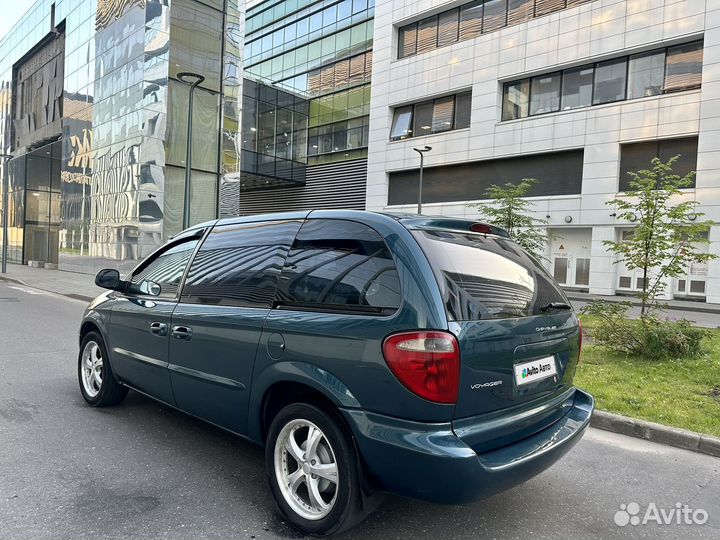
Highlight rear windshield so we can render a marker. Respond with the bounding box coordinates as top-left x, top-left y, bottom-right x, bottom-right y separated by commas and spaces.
413, 229, 568, 321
